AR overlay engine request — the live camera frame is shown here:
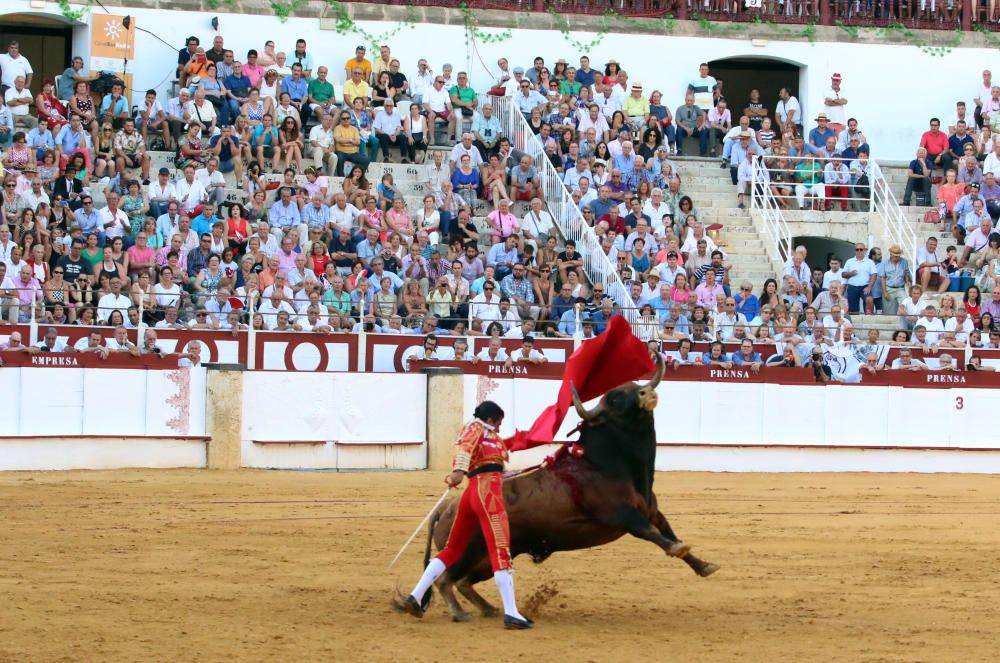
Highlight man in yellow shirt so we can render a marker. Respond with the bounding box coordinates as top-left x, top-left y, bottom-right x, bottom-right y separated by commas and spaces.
342, 67, 371, 109
333, 110, 370, 176
372, 45, 392, 80
344, 45, 371, 82
623, 83, 650, 132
